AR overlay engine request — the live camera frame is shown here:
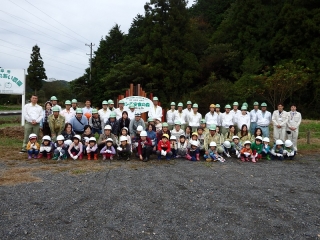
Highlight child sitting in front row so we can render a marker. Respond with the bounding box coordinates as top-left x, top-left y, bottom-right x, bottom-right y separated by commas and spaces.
53, 135, 68, 160
68, 135, 83, 160
186, 140, 200, 161
251, 136, 263, 161
27, 133, 40, 159
204, 141, 225, 162
100, 138, 116, 160
240, 141, 256, 163
176, 134, 188, 159
156, 134, 172, 160
86, 137, 98, 160
38, 135, 53, 159
117, 136, 132, 161
271, 140, 284, 160
261, 137, 271, 160
231, 136, 242, 158
170, 136, 177, 158
283, 139, 296, 160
